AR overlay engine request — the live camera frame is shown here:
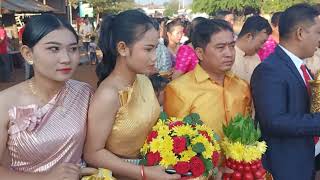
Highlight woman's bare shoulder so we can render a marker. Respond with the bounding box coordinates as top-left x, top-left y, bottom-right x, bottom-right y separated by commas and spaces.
0, 82, 28, 108
92, 79, 120, 106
